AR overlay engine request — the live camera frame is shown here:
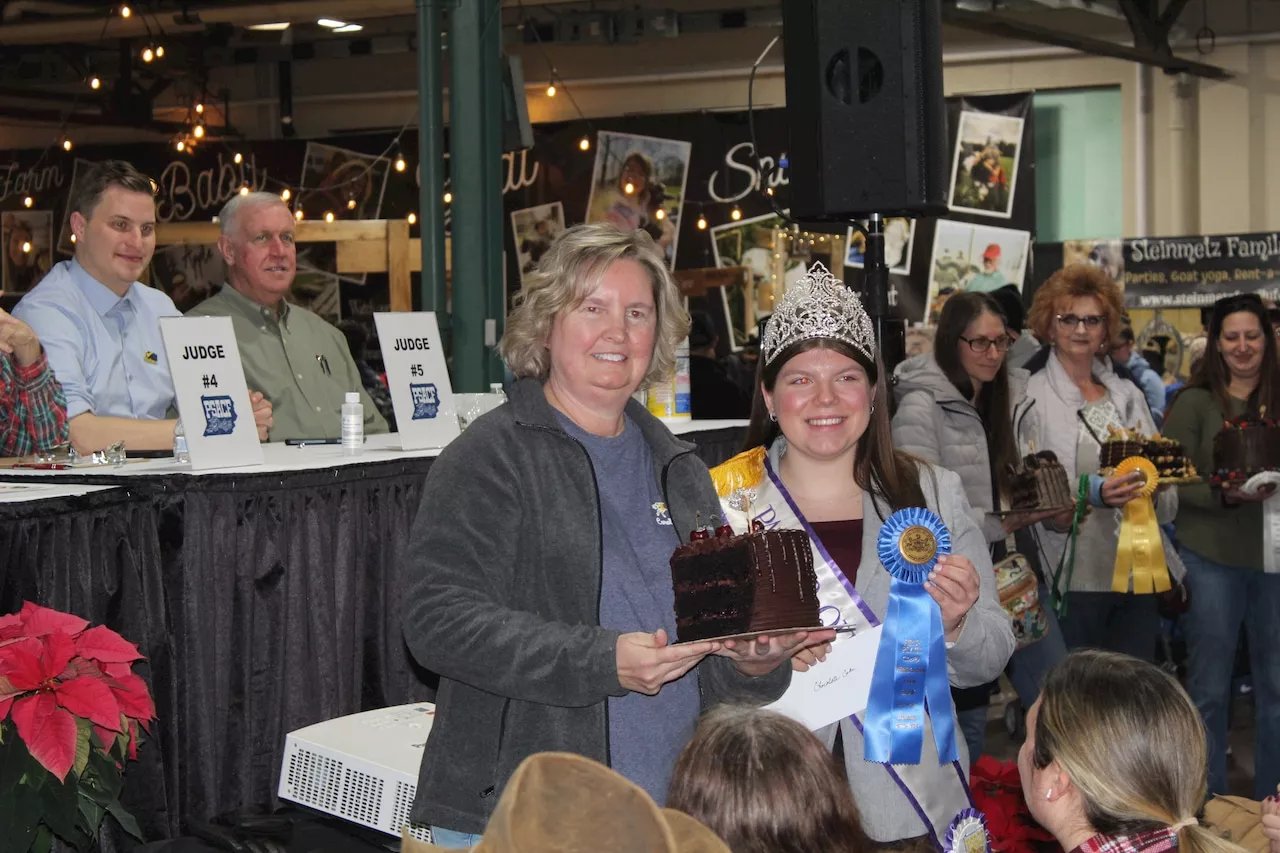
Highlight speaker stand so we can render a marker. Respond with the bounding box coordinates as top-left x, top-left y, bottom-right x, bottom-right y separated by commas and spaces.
857, 213, 907, 375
